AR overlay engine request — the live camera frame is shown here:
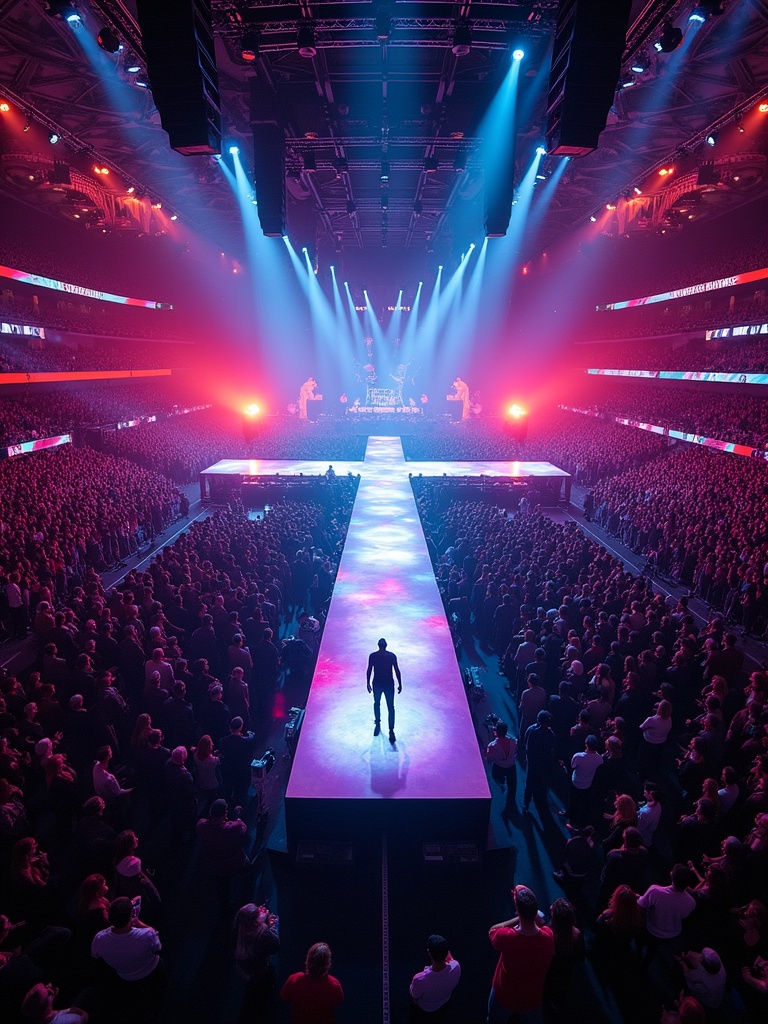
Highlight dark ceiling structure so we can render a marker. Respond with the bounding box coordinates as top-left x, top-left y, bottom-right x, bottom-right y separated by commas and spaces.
1, 0, 768, 262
